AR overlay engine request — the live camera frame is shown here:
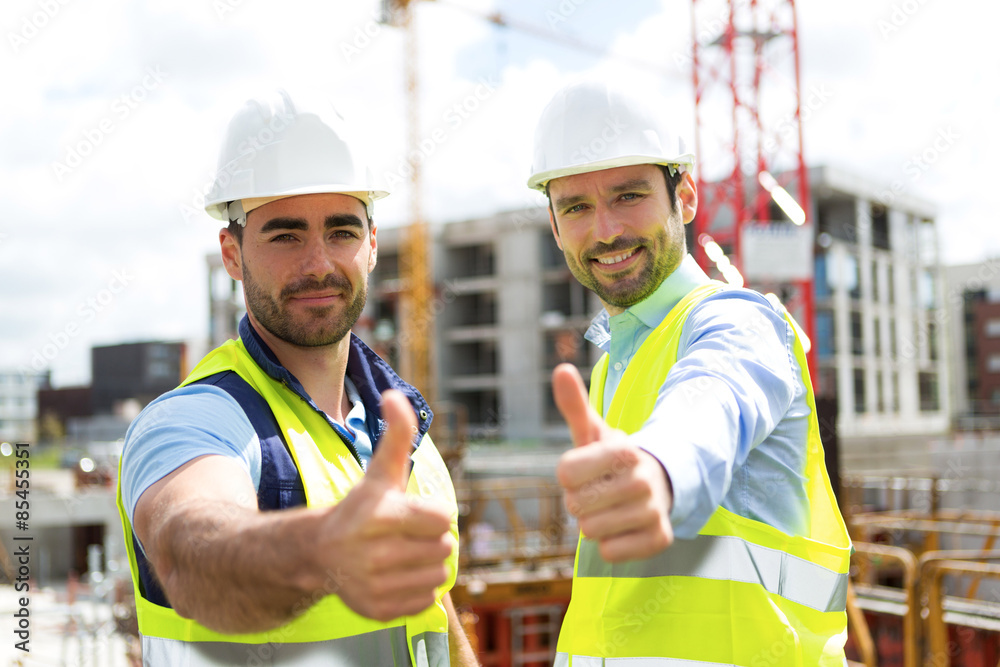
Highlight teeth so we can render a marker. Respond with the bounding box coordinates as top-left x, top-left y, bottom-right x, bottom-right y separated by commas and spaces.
596, 248, 636, 265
